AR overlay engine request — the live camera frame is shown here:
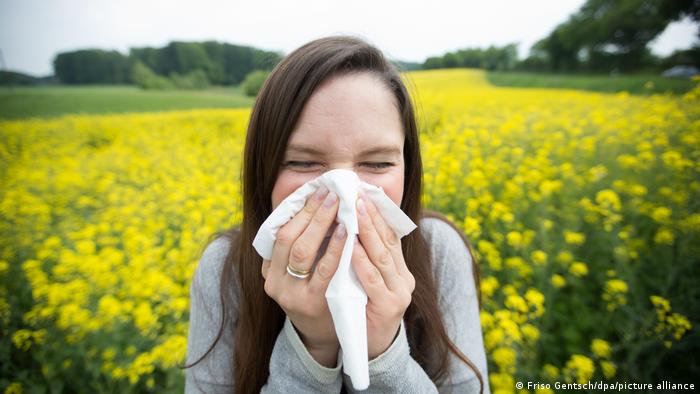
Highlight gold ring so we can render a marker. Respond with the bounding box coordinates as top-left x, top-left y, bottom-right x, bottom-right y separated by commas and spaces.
286, 264, 311, 279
